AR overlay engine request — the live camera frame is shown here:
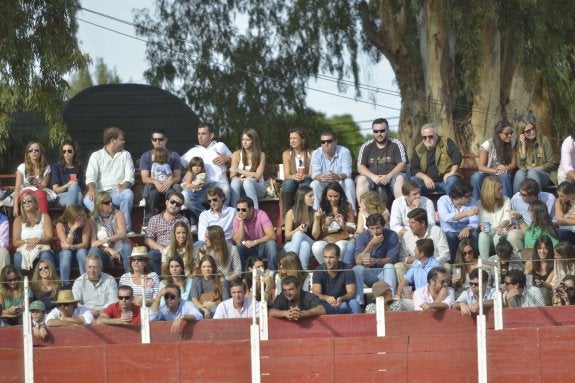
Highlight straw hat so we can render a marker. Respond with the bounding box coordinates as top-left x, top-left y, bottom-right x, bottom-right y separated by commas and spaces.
129, 246, 150, 259
29, 300, 46, 311
52, 290, 78, 305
